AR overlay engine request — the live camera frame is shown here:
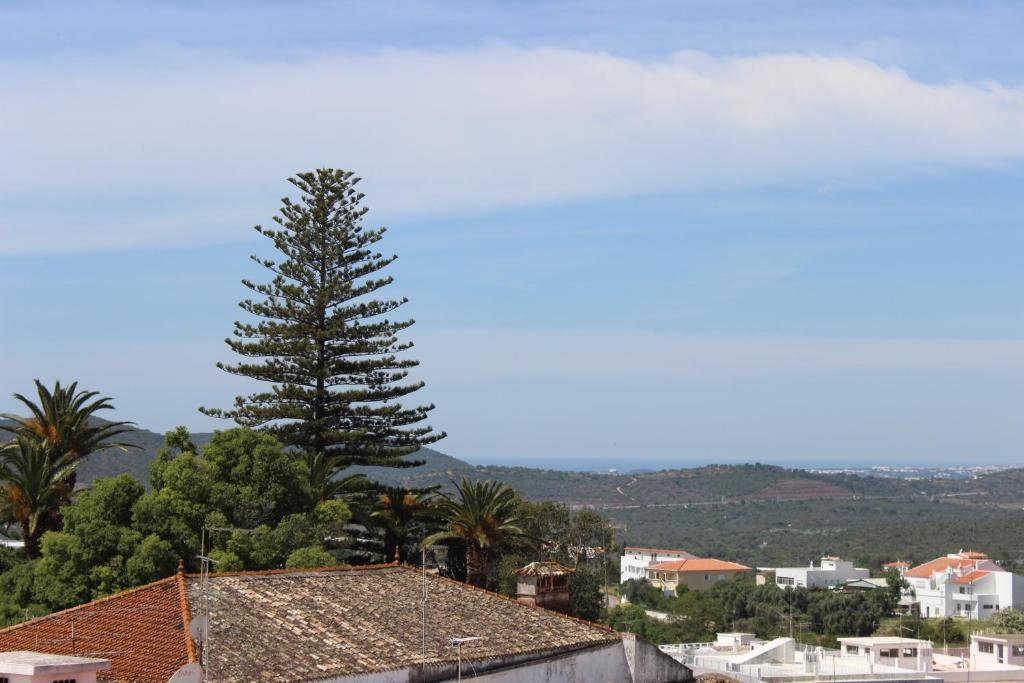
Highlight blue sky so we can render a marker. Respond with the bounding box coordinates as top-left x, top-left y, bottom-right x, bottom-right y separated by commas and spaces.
2, 1, 1024, 467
